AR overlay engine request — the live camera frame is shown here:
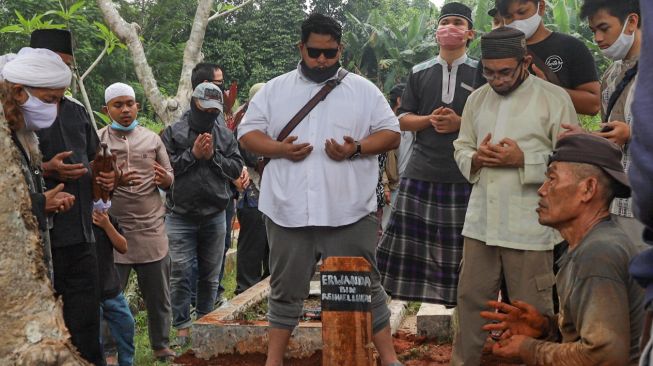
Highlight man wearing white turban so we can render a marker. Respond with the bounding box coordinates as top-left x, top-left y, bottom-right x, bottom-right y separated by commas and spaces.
0, 47, 77, 302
